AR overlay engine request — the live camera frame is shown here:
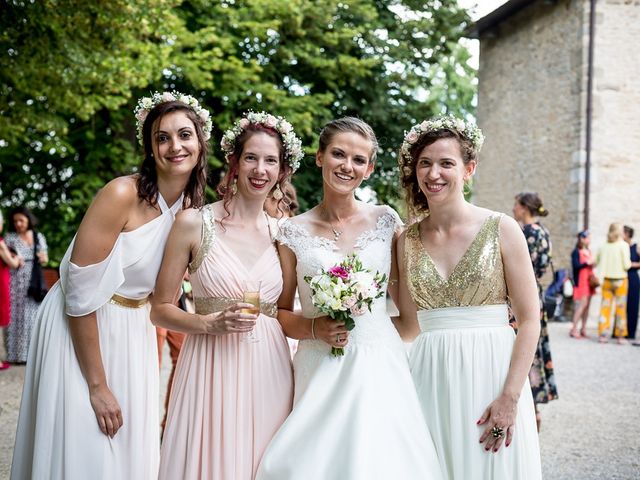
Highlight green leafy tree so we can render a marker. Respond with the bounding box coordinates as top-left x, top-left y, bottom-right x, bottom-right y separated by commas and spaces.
0, 0, 475, 262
